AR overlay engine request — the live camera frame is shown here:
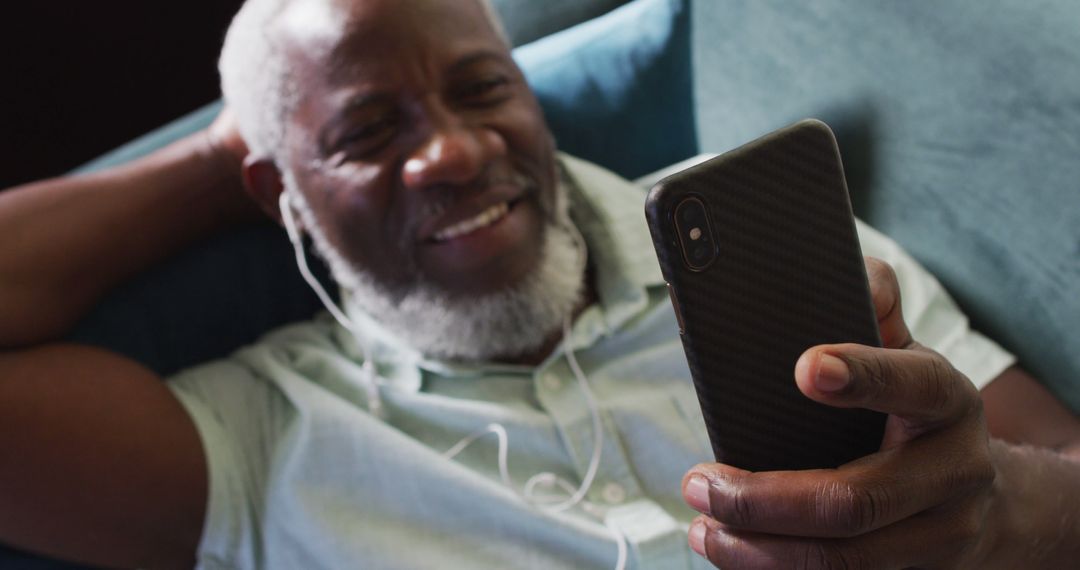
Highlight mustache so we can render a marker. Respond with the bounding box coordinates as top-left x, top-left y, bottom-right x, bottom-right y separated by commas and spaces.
417, 166, 540, 221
